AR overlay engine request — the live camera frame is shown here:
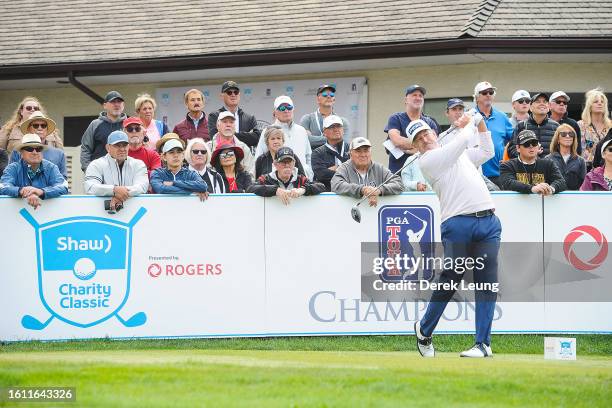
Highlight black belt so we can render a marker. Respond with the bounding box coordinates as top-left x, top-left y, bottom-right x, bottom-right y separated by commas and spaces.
461, 209, 495, 218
